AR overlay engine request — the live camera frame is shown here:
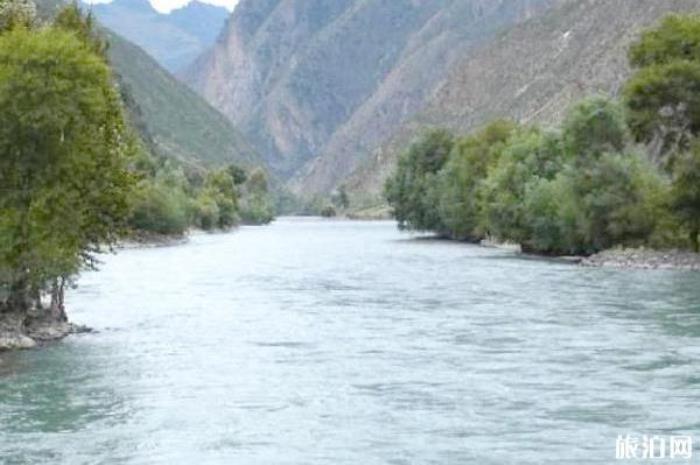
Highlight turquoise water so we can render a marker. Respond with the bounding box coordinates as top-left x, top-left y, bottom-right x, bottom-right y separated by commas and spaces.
1, 218, 699, 464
